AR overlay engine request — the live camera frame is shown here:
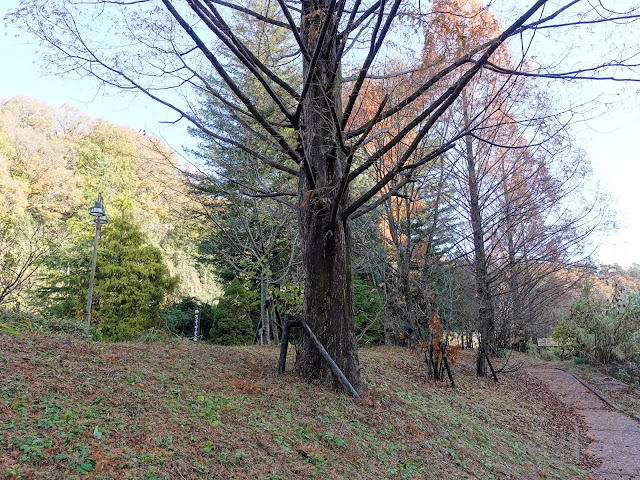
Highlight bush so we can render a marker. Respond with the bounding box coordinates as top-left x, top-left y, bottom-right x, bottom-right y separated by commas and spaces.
160, 303, 191, 335
539, 348, 560, 362
0, 310, 95, 340
616, 363, 640, 388
134, 328, 177, 343
39, 316, 90, 339
527, 342, 540, 359
553, 289, 640, 365
0, 310, 39, 335
210, 278, 258, 345
160, 297, 214, 339
92, 216, 177, 341
420, 309, 460, 382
